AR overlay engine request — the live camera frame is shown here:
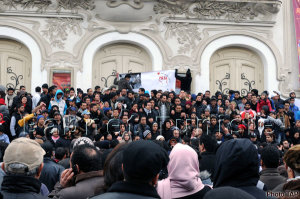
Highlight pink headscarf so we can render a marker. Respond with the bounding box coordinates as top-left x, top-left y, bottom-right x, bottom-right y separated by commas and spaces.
157, 143, 204, 199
